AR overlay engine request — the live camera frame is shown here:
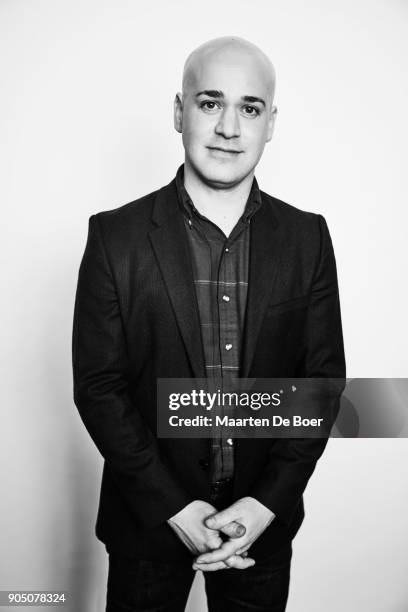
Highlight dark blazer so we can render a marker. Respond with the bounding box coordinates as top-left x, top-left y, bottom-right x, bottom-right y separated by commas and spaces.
72, 173, 345, 561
